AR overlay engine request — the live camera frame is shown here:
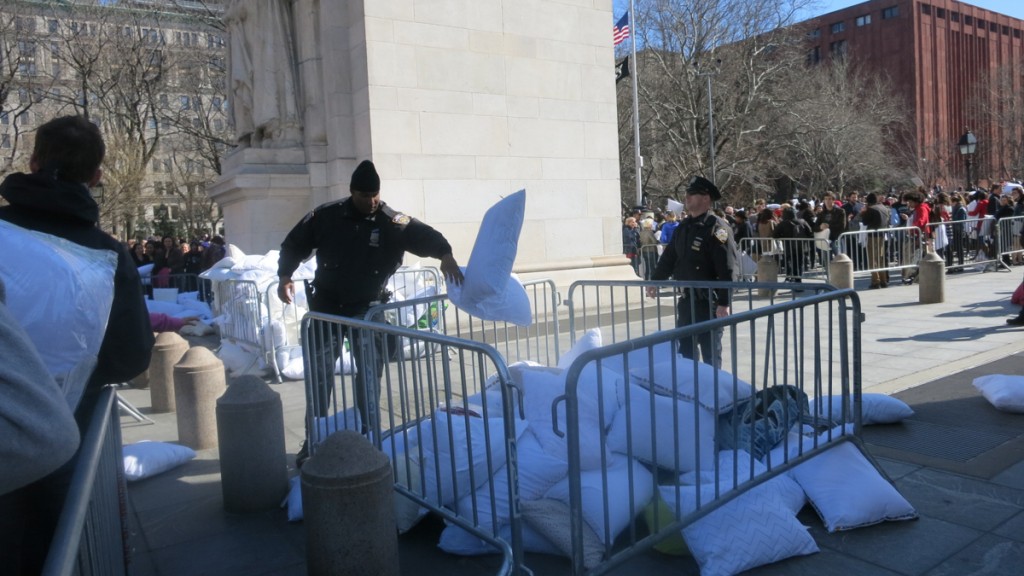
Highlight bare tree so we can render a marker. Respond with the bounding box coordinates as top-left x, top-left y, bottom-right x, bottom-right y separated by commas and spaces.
974, 63, 1024, 180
